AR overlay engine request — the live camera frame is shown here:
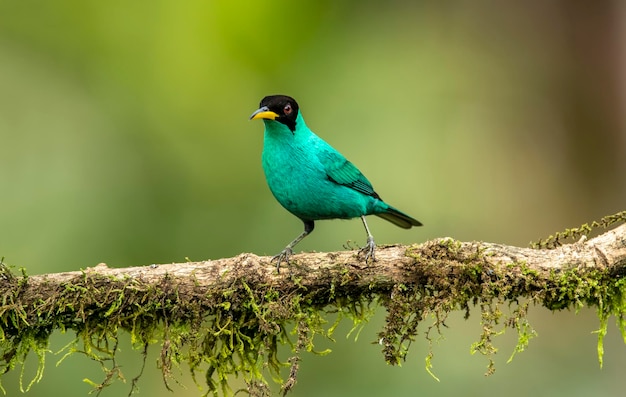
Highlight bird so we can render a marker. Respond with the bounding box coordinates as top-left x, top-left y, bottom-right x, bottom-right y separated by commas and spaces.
250, 95, 422, 271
